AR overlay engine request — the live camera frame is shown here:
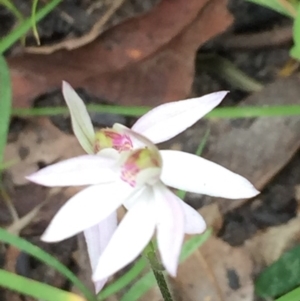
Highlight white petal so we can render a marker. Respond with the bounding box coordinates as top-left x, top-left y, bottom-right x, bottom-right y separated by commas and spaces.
26, 155, 118, 187
93, 188, 156, 281
132, 91, 227, 144
62, 81, 95, 154
179, 200, 206, 234
84, 212, 117, 293
160, 150, 259, 199
153, 183, 185, 276
42, 181, 134, 242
